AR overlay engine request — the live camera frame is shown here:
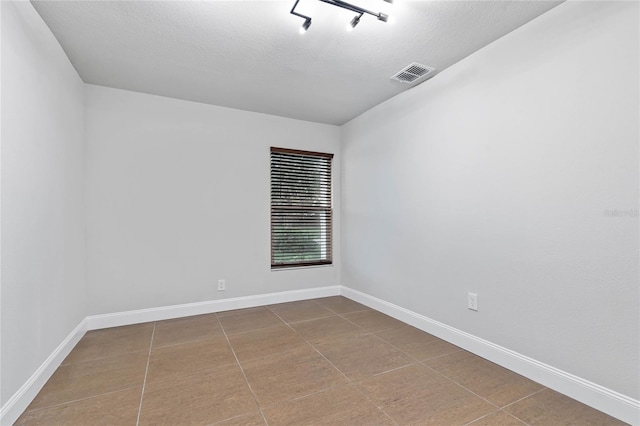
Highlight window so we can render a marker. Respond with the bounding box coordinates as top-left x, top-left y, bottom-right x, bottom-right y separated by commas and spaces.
270, 147, 333, 268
